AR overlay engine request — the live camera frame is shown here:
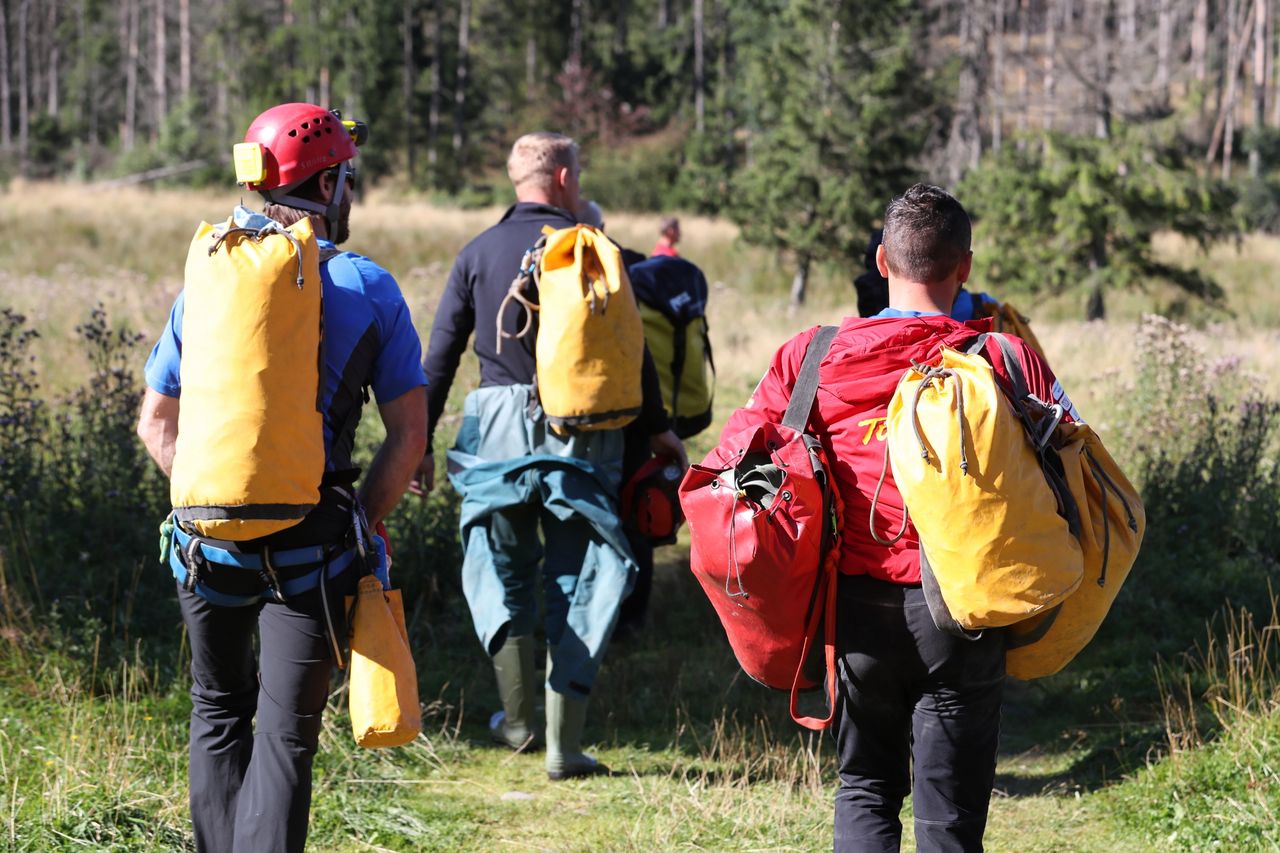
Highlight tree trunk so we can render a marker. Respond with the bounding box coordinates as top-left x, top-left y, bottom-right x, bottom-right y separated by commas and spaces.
179, 0, 189, 99
789, 253, 811, 309
1155, 0, 1172, 95
123, 0, 138, 151
0, 0, 10, 150
1210, 0, 1254, 177
657, 0, 670, 30
428, 0, 441, 174
16, 0, 27, 164
154, 0, 166, 133
720, 0, 736, 167
1017, 0, 1028, 136
525, 31, 536, 97
1086, 232, 1107, 321
1252, 0, 1268, 176
1119, 0, 1136, 44
947, 0, 987, 183
1192, 0, 1209, 84
1044, 0, 1056, 131
694, 0, 705, 133
403, 0, 416, 184
1094, 0, 1112, 140
992, 0, 1005, 152
569, 0, 583, 64
452, 0, 469, 157
45, 0, 57, 117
